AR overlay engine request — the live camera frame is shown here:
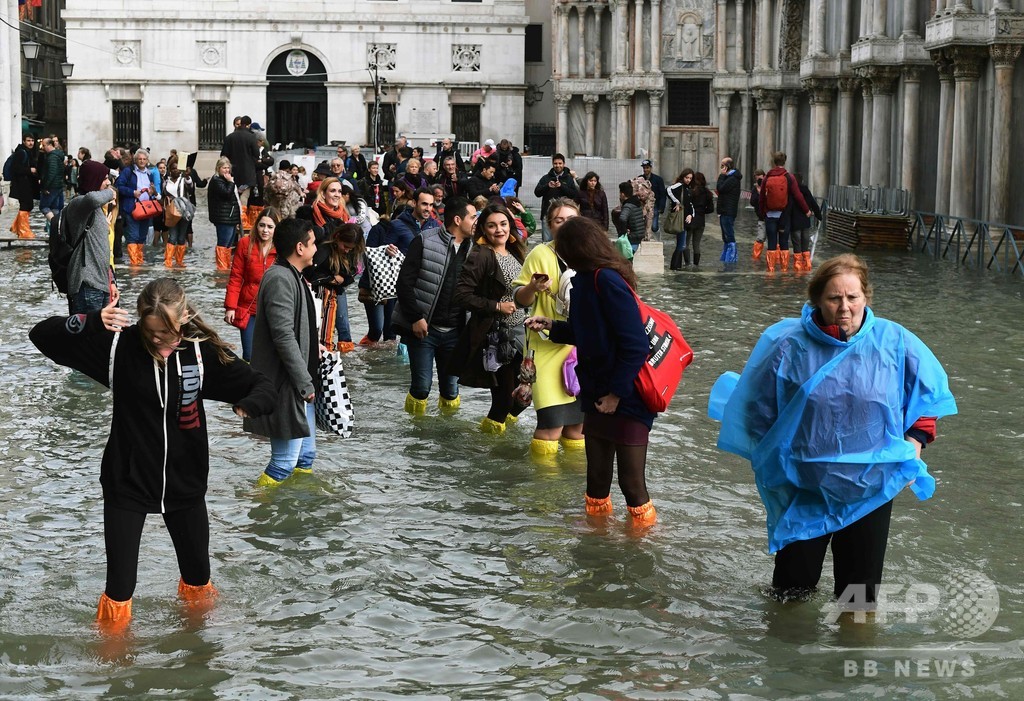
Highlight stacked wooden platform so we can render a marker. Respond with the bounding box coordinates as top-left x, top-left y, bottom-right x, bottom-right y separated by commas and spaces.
0, 236, 47, 249
826, 211, 911, 250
